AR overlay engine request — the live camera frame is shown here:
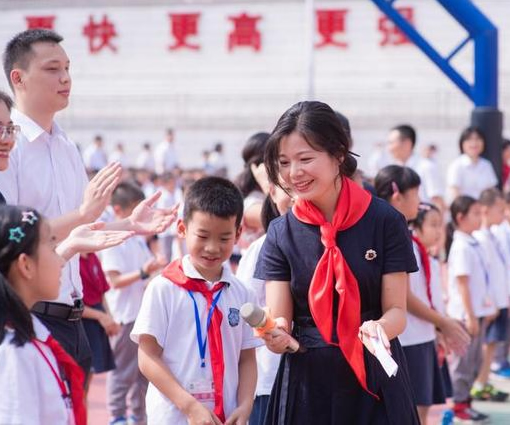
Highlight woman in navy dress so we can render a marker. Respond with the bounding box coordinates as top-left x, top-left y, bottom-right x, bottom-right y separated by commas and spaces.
254, 101, 420, 424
